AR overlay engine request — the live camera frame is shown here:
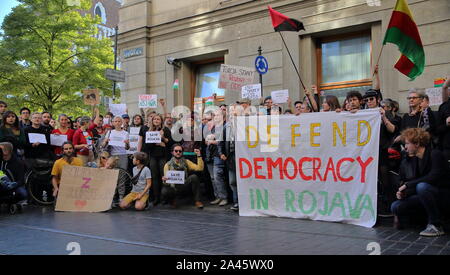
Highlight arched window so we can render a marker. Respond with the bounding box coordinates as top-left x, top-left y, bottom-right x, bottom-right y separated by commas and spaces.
94, 2, 107, 24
